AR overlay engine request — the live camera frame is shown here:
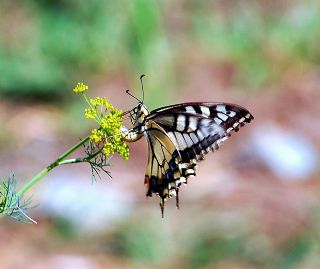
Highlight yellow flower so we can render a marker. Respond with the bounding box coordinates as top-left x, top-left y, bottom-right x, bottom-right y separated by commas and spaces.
90, 129, 104, 143
100, 135, 129, 160
73, 82, 89, 93
101, 111, 122, 132
89, 97, 115, 111
90, 97, 102, 107
102, 142, 114, 156
84, 109, 97, 119
118, 143, 129, 160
